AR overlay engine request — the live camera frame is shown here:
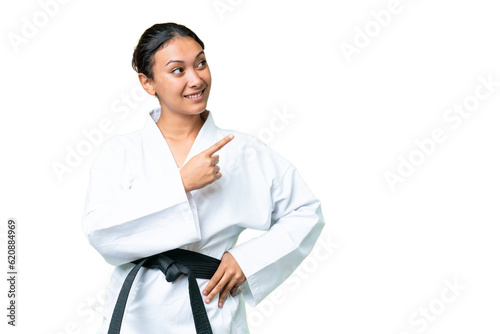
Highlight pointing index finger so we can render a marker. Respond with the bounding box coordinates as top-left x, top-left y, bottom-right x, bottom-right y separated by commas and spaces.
205, 134, 234, 156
